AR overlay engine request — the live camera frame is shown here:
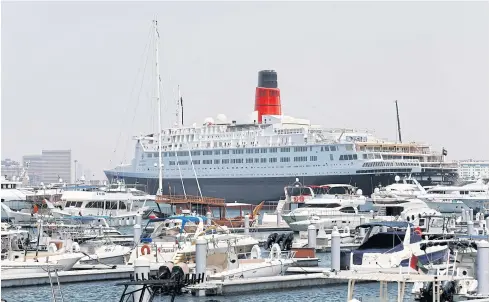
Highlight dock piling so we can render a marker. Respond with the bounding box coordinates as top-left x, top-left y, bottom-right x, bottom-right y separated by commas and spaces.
206, 212, 212, 226
307, 224, 317, 249
133, 223, 141, 245
477, 240, 489, 296
133, 259, 150, 302
331, 226, 340, 272
244, 215, 250, 235
467, 220, 474, 236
